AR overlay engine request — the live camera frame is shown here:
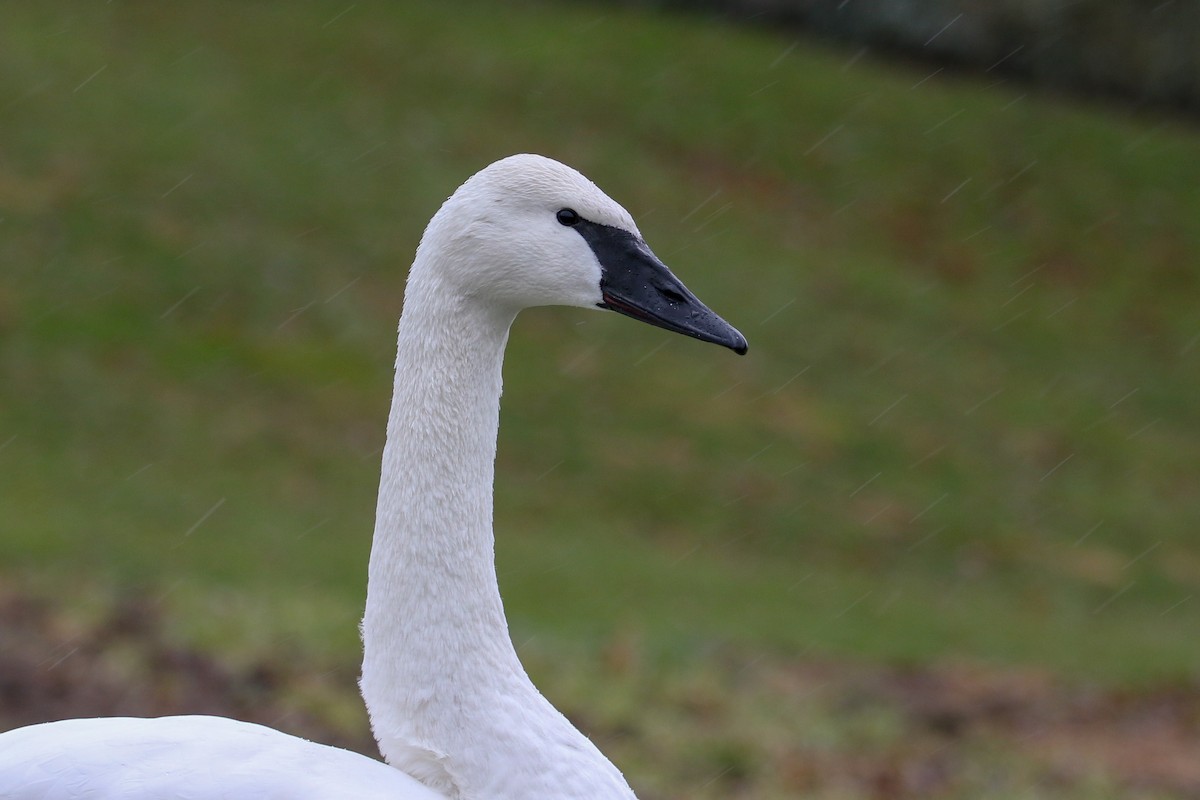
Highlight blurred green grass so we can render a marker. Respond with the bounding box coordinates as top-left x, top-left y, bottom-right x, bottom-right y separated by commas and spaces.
1, 0, 1198, 700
